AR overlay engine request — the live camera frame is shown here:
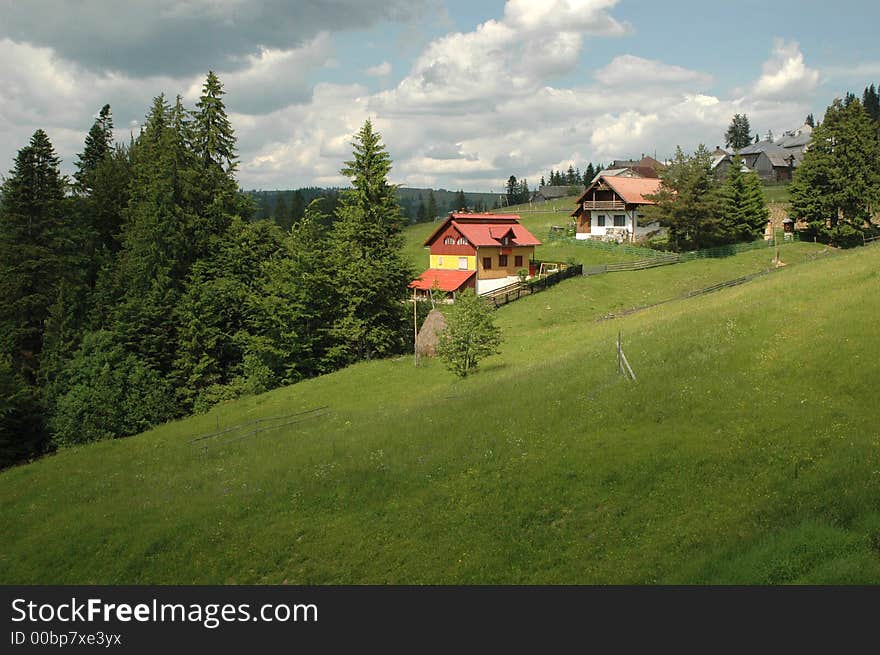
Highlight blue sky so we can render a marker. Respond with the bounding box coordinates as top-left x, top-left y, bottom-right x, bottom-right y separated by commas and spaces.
1, 0, 877, 191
